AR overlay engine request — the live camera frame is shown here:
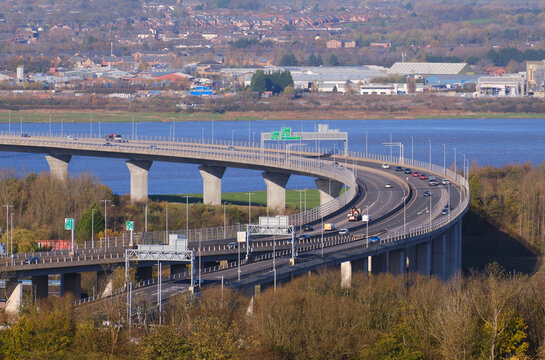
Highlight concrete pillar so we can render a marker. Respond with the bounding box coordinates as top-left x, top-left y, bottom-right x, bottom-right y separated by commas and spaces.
416, 241, 432, 277
341, 261, 352, 288
315, 178, 343, 205
60, 273, 81, 299
136, 266, 153, 282
389, 249, 406, 275
456, 220, 463, 275
371, 252, 389, 273
126, 160, 152, 203
432, 235, 447, 280
170, 263, 188, 276
262, 171, 290, 212
198, 165, 226, 205
45, 154, 71, 183
4, 280, 22, 315
32, 275, 48, 300
97, 271, 113, 297
406, 245, 417, 273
